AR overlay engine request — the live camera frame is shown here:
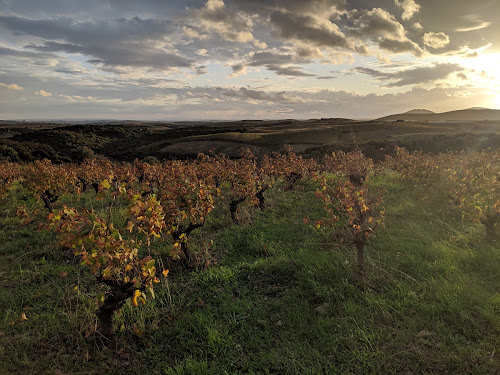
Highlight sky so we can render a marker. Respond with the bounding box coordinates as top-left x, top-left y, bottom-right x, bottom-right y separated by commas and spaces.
0, 0, 499, 120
